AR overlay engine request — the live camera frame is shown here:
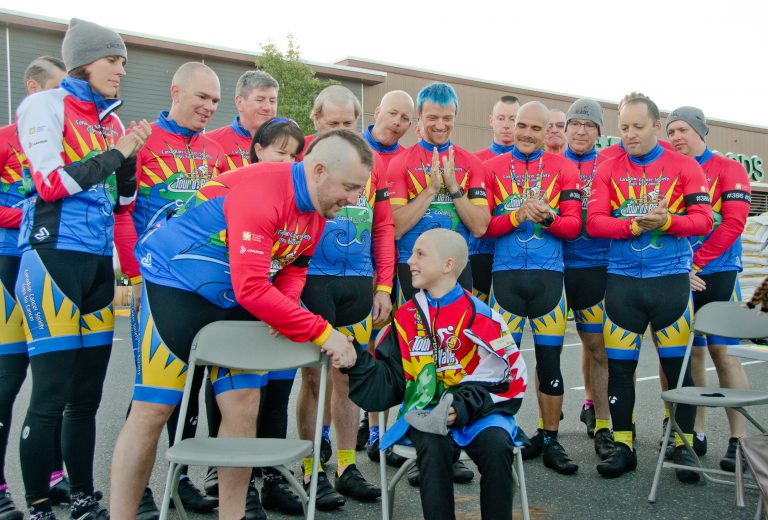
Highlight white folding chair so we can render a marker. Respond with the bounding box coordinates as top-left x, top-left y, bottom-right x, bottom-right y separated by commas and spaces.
648, 301, 768, 509
378, 411, 530, 520
158, 321, 328, 520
